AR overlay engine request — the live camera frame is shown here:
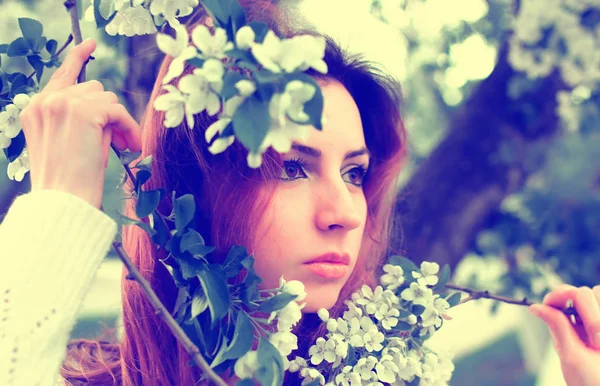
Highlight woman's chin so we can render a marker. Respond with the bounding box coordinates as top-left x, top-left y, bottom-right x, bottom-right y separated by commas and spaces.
301, 290, 339, 313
